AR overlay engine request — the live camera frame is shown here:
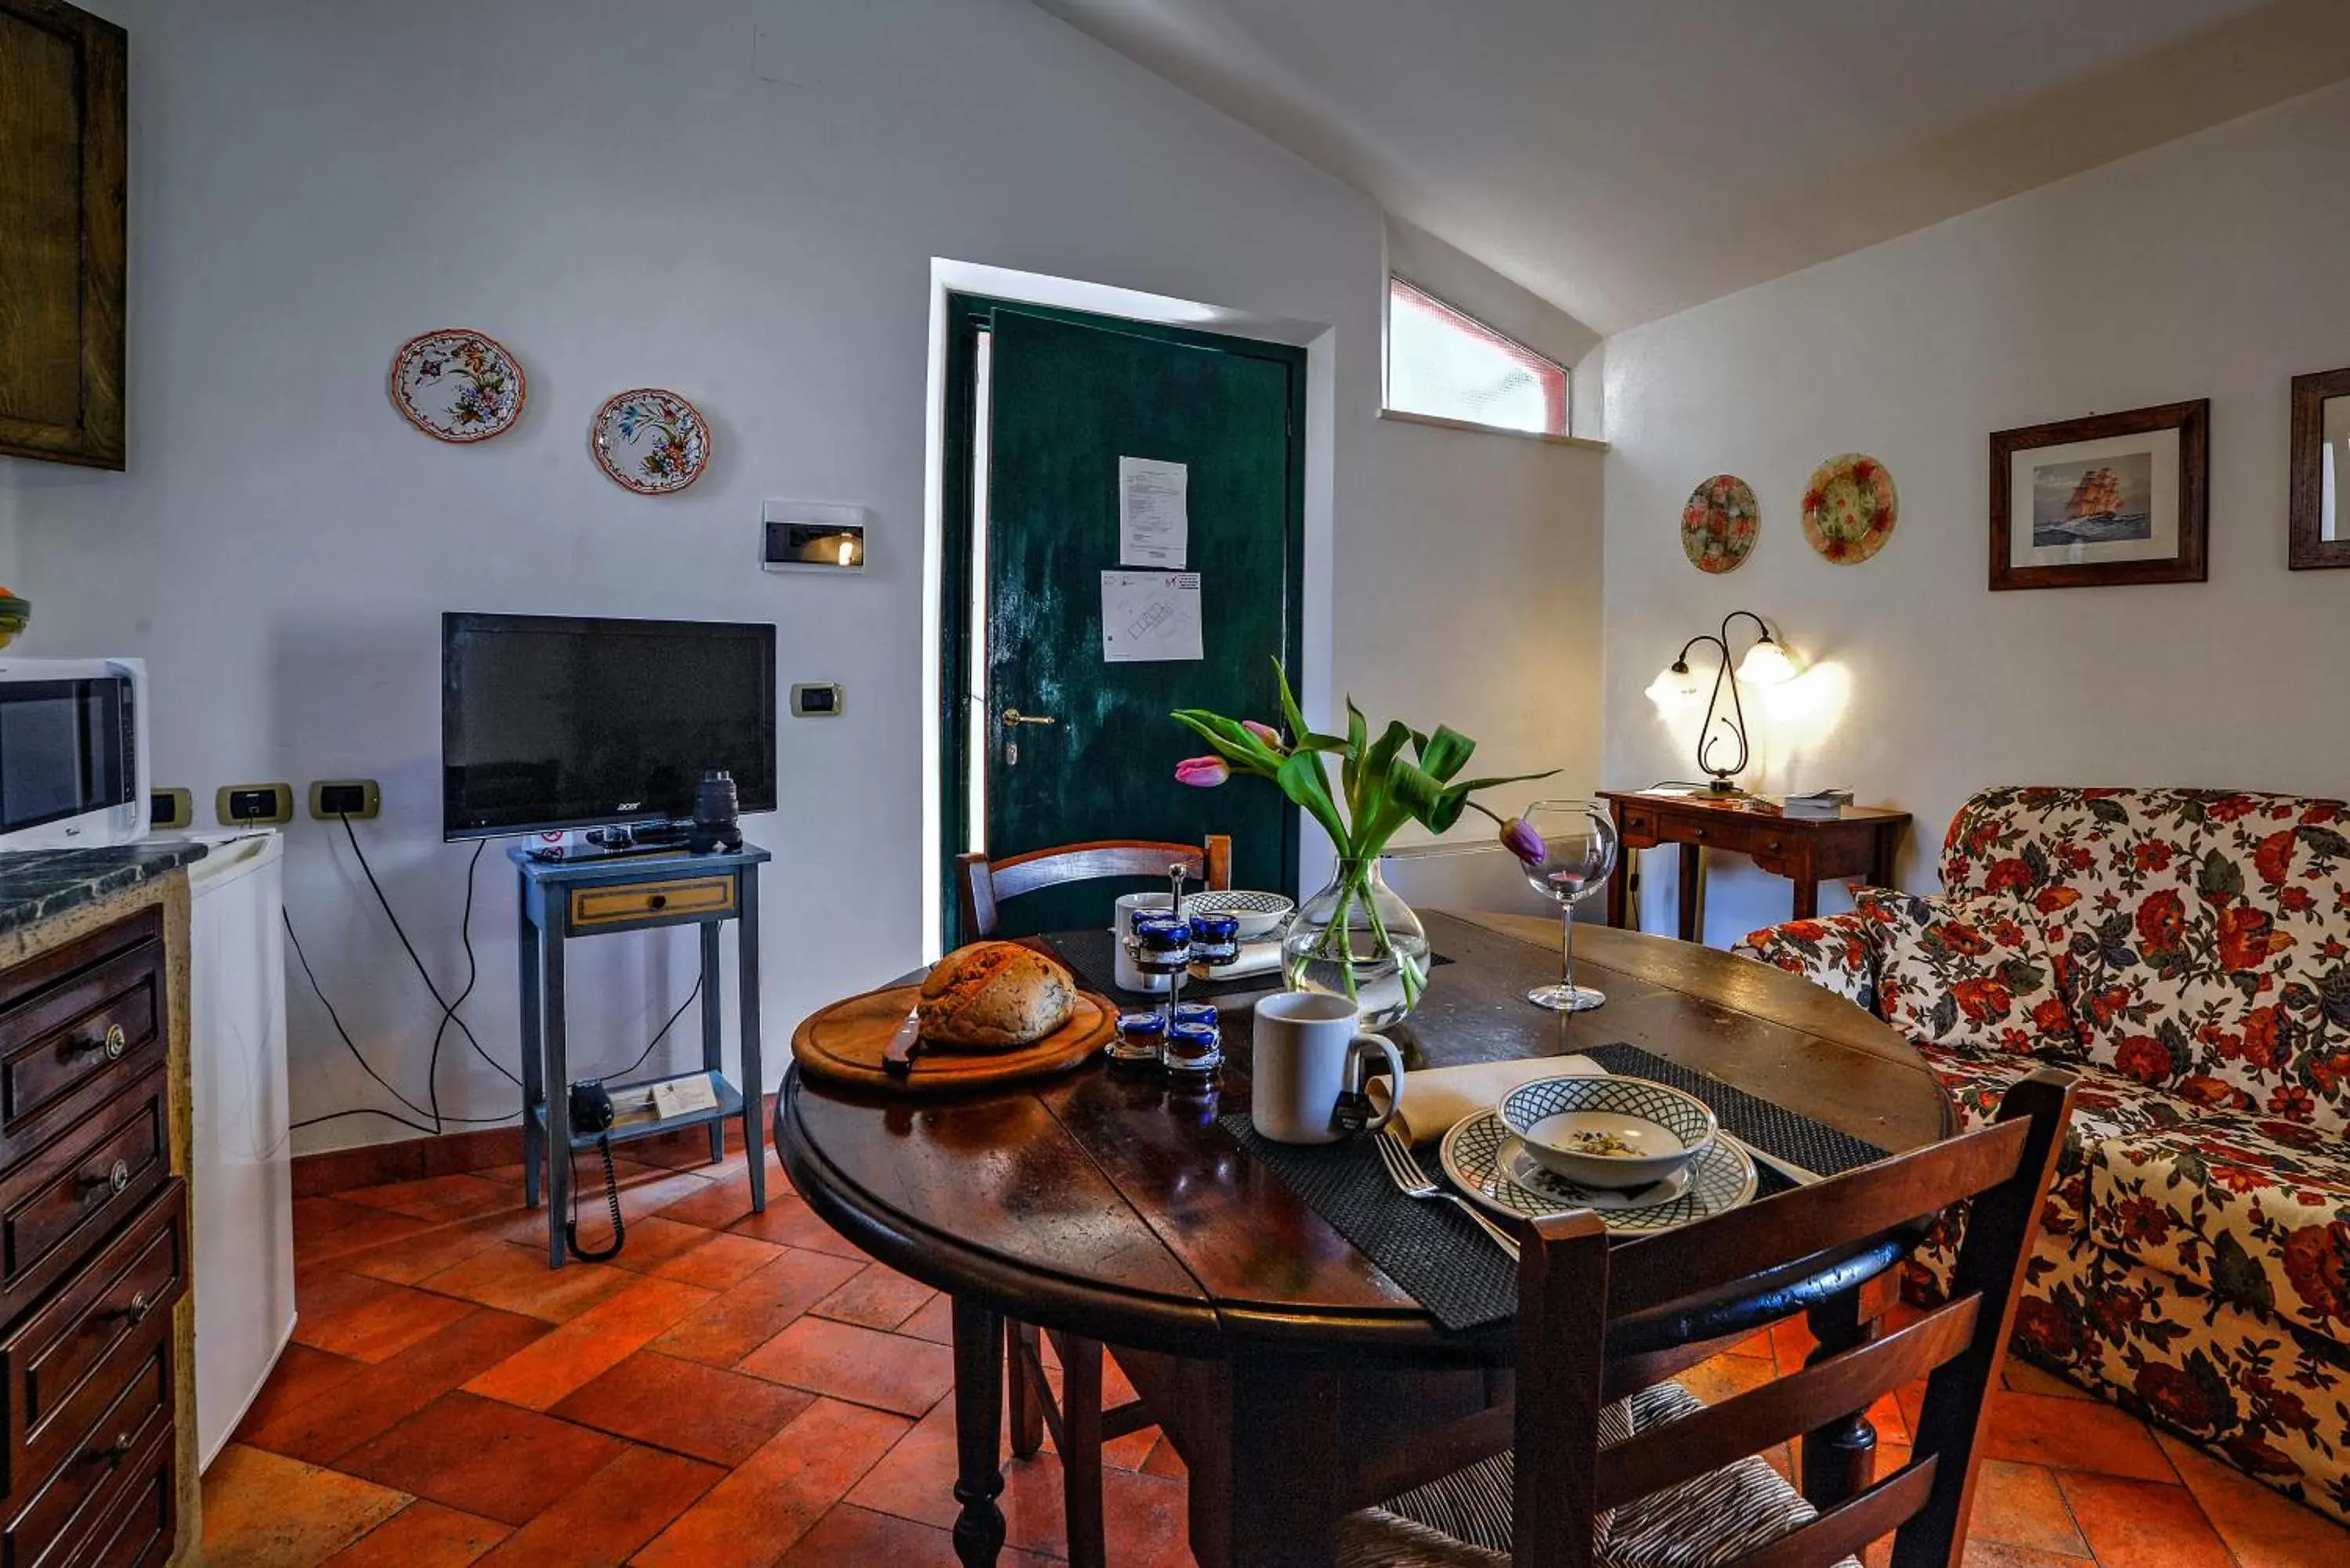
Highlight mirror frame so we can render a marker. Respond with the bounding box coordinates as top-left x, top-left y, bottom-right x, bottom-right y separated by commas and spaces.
2288, 366, 2350, 570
